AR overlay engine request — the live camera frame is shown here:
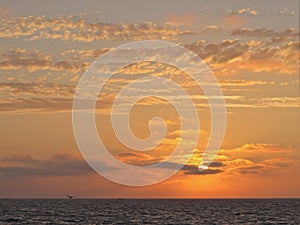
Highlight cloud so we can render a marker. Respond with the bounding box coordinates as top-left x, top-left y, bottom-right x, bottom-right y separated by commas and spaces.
0, 15, 186, 42
231, 28, 299, 39
0, 82, 76, 112
232, 143, 292, 153
256, 97, 300, 108
115, 152, 224, 175
219, 79, 274, 87
0, 32, 298, 113
226, 157, 296, 176
213, 143, 297, 176
0, 80, 298, 113
191, 142, 297, 177
220, 143, 293, 159
198, 96, 300, 109
261, 158, 296, 168
62, 48, 111, 61
0, 153, 92, 177
279, 8, 295, 16
115, 152, 159, 166
0, 97, 72, 113
0, 143, 295, 179
61, 35, 297, 77
221, 7, 258, 29
182, 164, 223, 175
234, 164, 264, 175
0, 82, 75, 97
3, 28, 295, 75
0, 151, 224, 178
186, 38, 299, 75
0, 49, 53, 71
1, 154, 37, 164
155, 161, 224, 175
226, 8, 258, 17
201, 25, 222, 34
0, 49, 88, 73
